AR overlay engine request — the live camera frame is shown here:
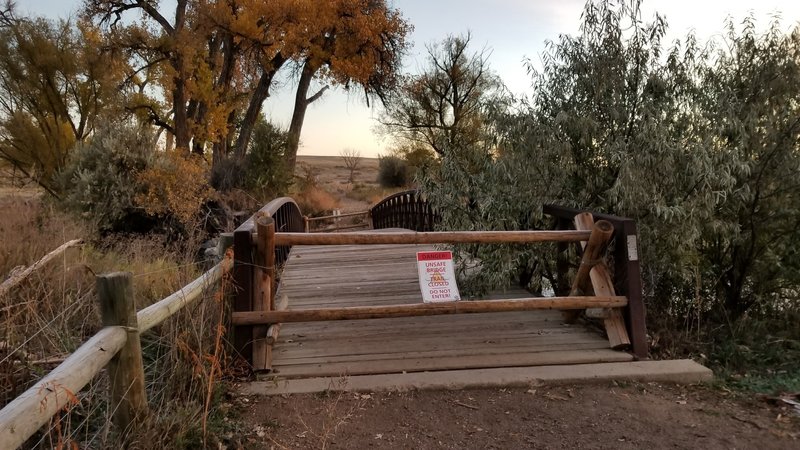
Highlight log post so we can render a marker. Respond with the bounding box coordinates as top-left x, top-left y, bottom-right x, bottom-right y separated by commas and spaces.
264, 219, 277, 310
252, 215, 276, 371
563, 215, 614, 322
589, 265, 631, 349
95, 272, 148, 433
